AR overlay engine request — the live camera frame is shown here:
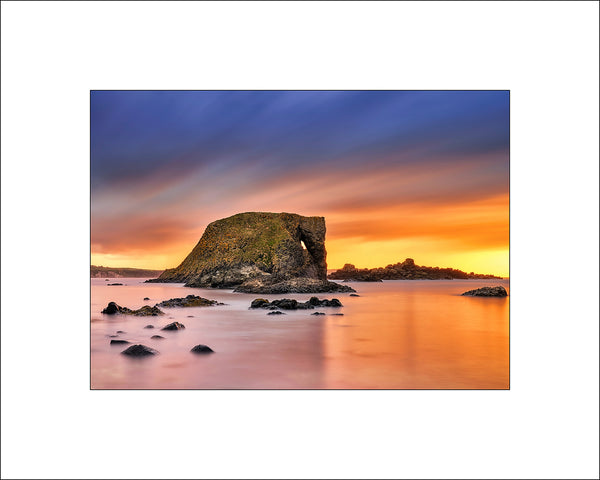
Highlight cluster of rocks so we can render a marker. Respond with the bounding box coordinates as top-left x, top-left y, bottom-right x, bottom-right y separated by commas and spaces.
155, 295, 222, 308
101, 295, 221, 317
120, 343, 214, 357
461, 286, 508, 297
250, 296, 343, 310
329, 258, 502, 281
101, 302, 164, 316
106, 319, 214, 357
